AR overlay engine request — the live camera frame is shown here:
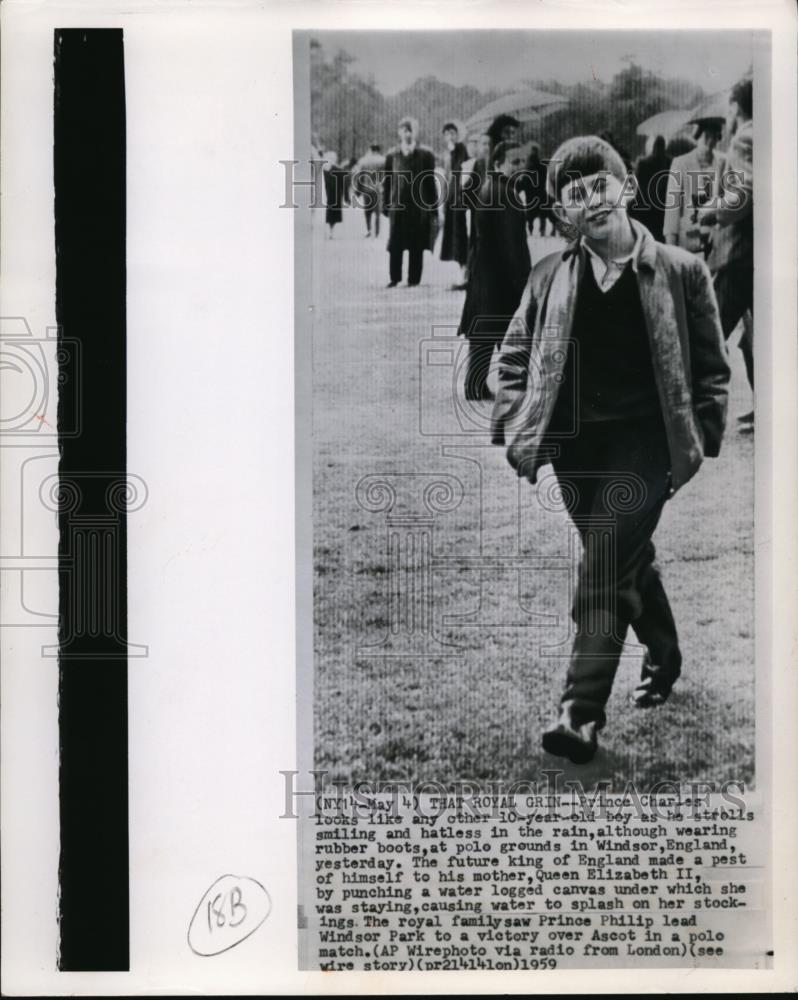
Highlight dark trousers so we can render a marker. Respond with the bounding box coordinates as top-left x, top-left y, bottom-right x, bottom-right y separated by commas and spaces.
464, 327, 507, 400
365, 207, 380, 236
551, 416, 681, 727
714, 264, 754, 389
527, 207, 553, 237
390, 246, 423, 286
